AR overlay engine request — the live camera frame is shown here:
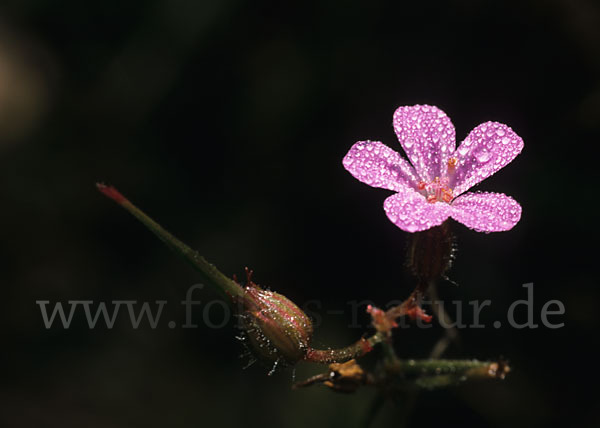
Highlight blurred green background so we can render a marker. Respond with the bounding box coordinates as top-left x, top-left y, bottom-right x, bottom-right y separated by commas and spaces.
1, 1, 598, 427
